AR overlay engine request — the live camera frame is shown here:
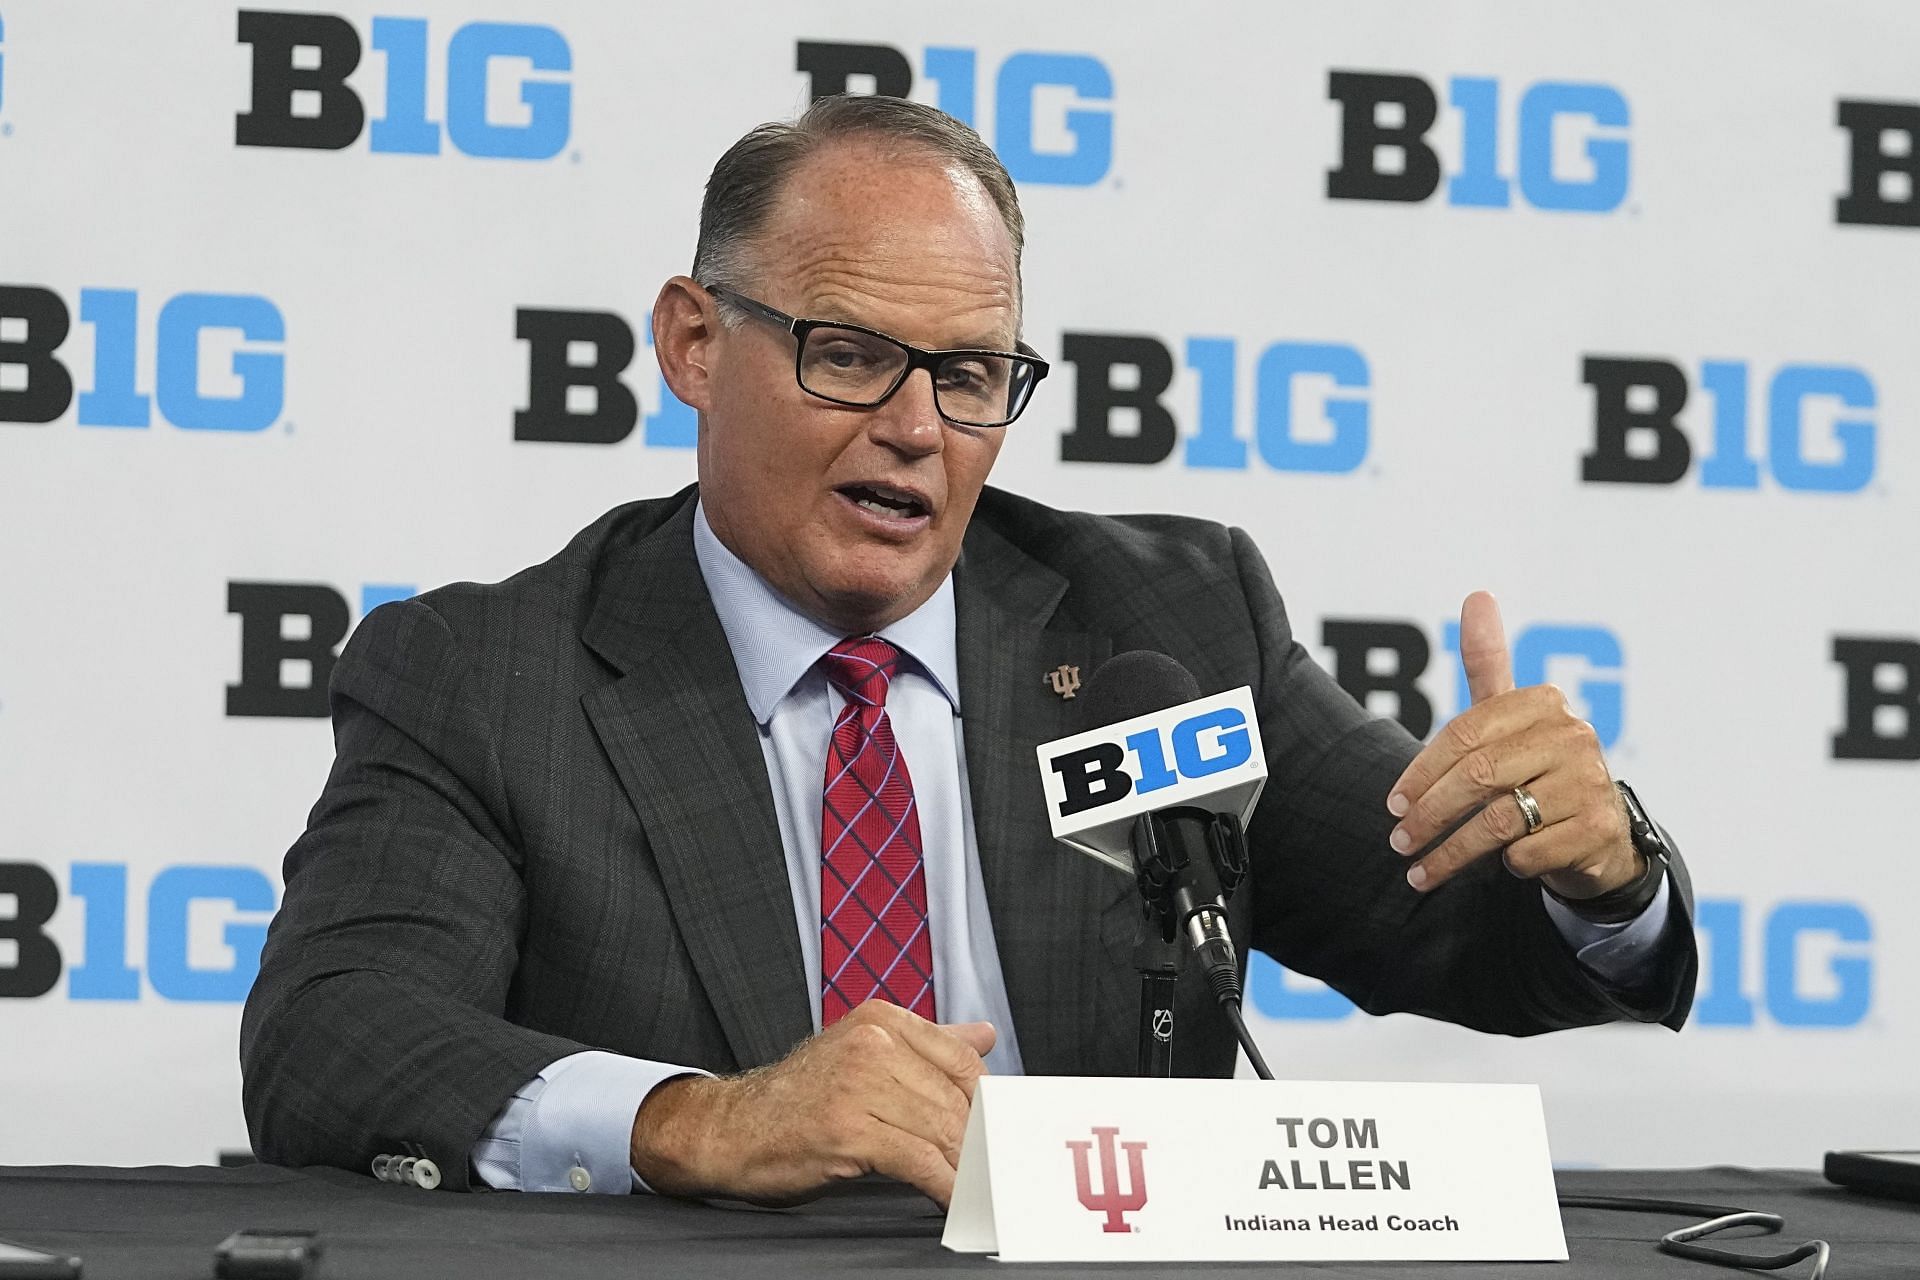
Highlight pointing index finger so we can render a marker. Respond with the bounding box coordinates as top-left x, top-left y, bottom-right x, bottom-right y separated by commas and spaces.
1459, 590, 1515, 706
